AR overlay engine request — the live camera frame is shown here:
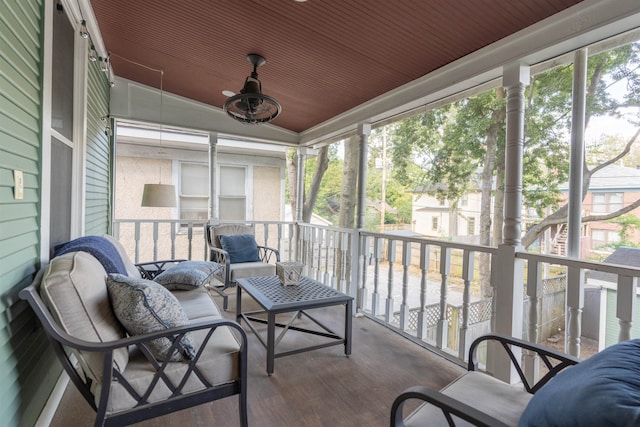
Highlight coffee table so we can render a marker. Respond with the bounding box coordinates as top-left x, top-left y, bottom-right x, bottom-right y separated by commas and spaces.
236, 275, 353, 375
